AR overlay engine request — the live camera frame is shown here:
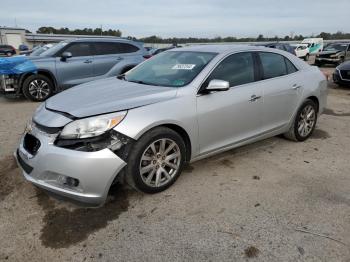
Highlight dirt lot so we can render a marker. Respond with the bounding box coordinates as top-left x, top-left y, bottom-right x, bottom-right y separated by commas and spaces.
0, 65, 350, 262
